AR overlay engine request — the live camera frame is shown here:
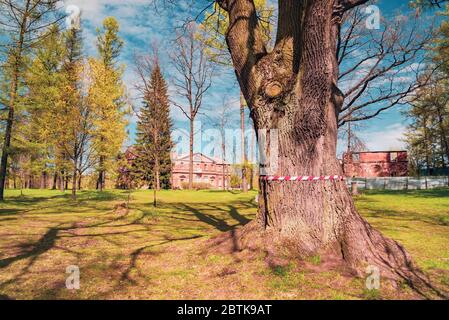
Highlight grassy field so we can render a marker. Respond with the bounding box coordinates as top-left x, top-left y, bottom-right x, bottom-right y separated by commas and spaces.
0, 188, 448, 300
